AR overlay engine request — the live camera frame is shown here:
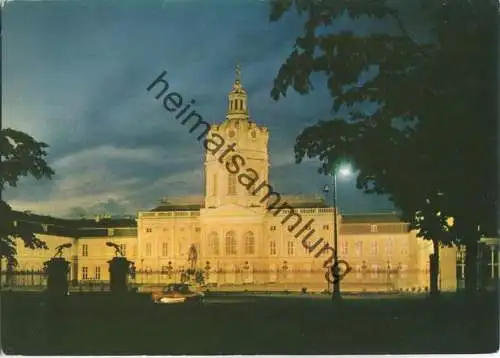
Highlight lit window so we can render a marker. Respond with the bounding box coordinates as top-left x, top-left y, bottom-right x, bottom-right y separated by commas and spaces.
145, 243, 152, 256
385, 238, 393, 255
355, 241, 363, 256
82, 266, 88, 280
341, 241, 348, 255
270, 241, 277, 255
244, 232, 255, 255
208, 232, 219, 256
400, 239, 409, 255
108, 228, 115, 236
287, 241, 295, 256
213, 174, 218, 196
370, 224, 378, 233
371, 240, 379, 255
225, 231, 237, 255
162, 242, 168, 256
228, 174, 237, 195
95, 266, 101, 280
82, 244, 88, 257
